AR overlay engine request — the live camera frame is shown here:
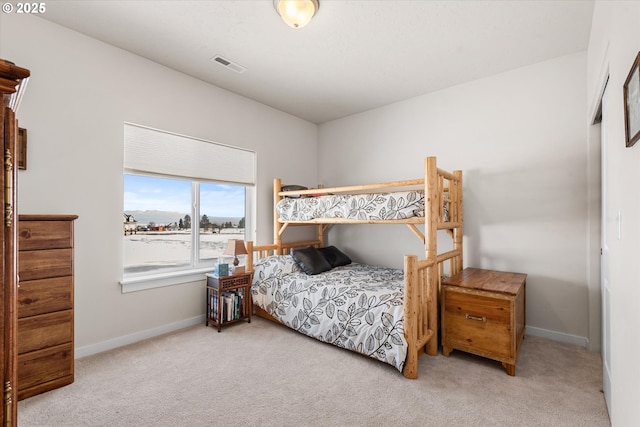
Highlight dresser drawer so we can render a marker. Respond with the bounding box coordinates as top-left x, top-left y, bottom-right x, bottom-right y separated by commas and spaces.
18, 248, 73, 281
18, 310, 73, 354
443, 288, 513, 359
19, 219, 73, 250
17, 342, 73, 392
18, 276, 73, 318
